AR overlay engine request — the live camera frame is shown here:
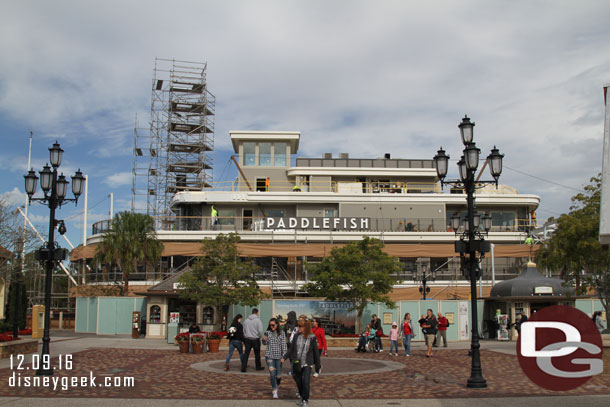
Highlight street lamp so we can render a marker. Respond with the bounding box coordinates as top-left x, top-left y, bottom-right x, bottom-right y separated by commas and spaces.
413, 262, 436, 300
432, 115, 503, 389
24, 142, 84, 376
